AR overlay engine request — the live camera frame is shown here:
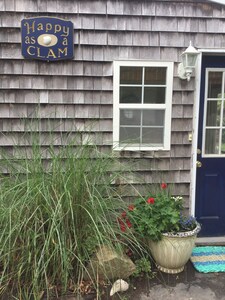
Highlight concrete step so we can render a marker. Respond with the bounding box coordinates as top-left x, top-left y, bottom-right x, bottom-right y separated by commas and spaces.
196, 236, 225, 245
